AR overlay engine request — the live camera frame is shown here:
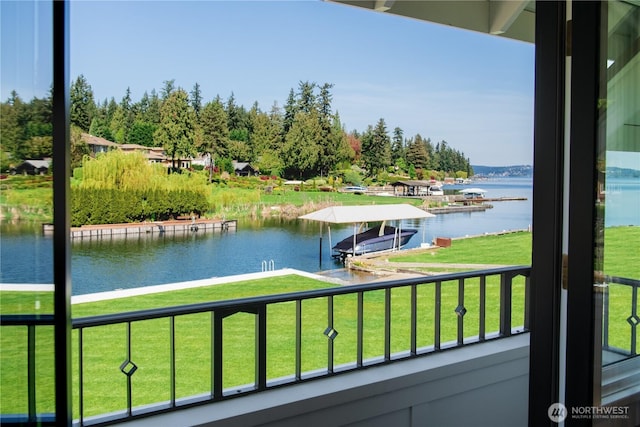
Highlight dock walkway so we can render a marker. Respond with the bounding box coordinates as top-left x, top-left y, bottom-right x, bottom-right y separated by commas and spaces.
43, 219, 237, 239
